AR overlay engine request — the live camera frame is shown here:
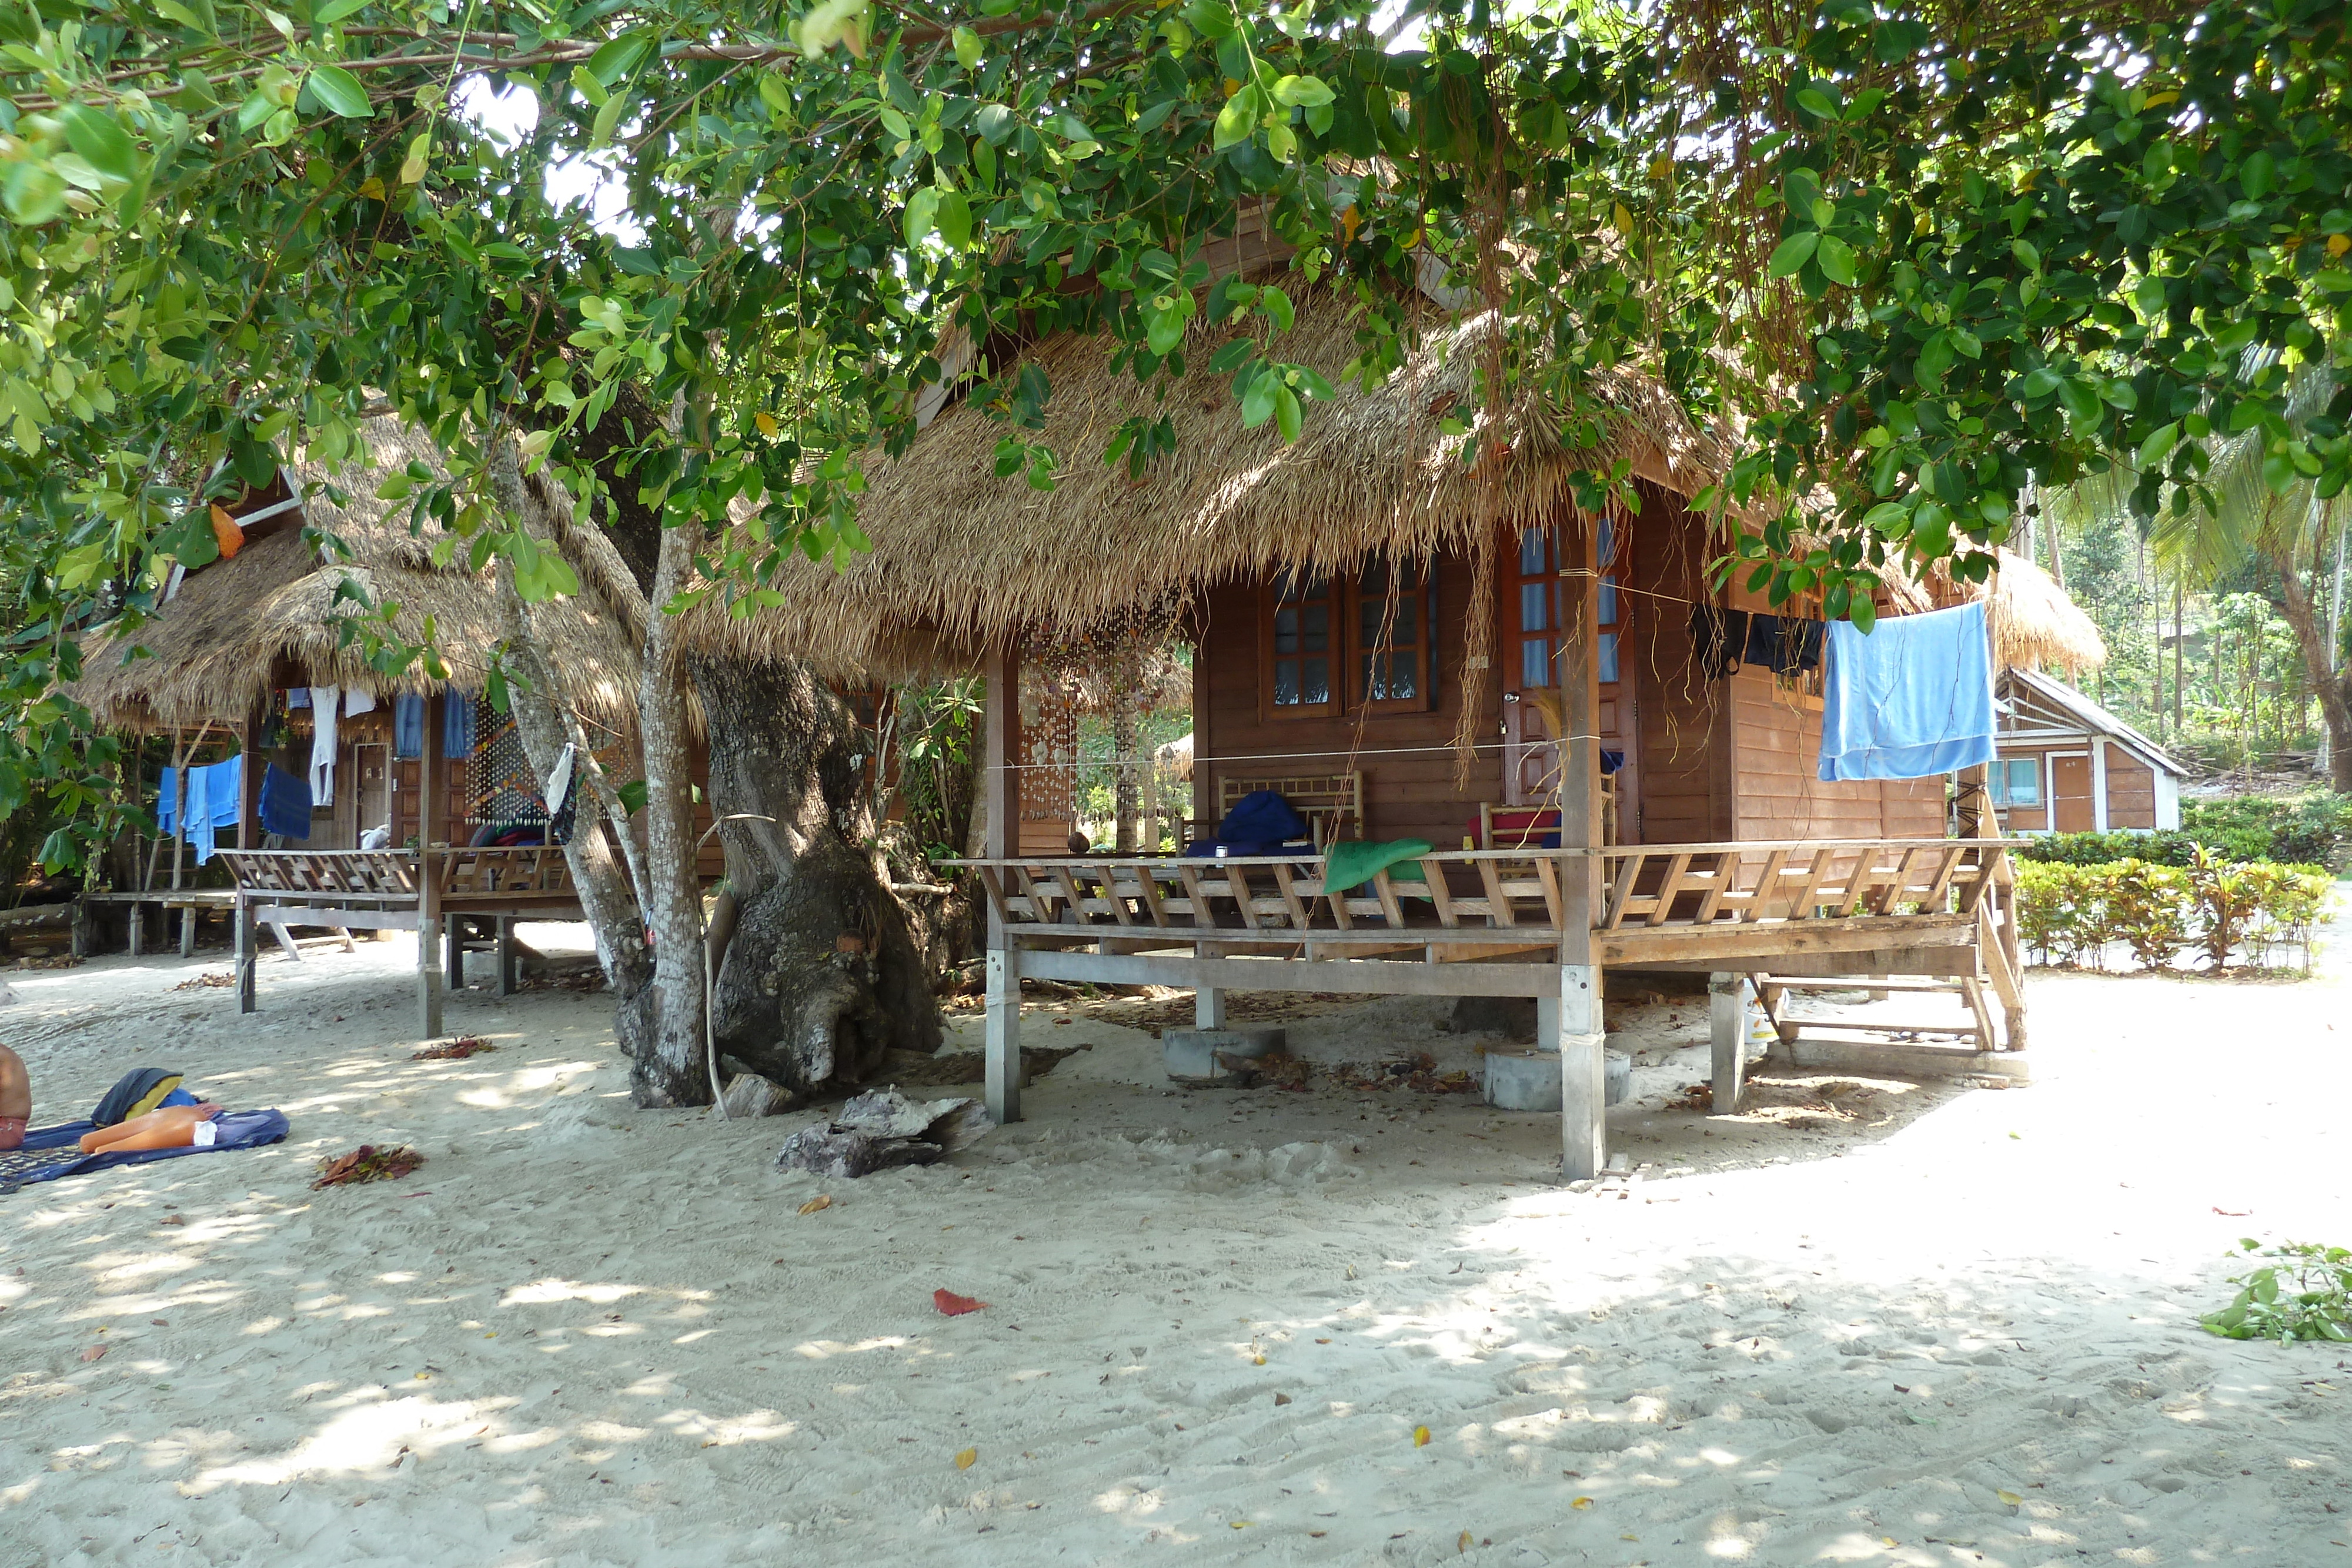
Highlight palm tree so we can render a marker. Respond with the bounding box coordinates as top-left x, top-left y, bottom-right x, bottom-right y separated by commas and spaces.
2146, 362, 2352, 791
